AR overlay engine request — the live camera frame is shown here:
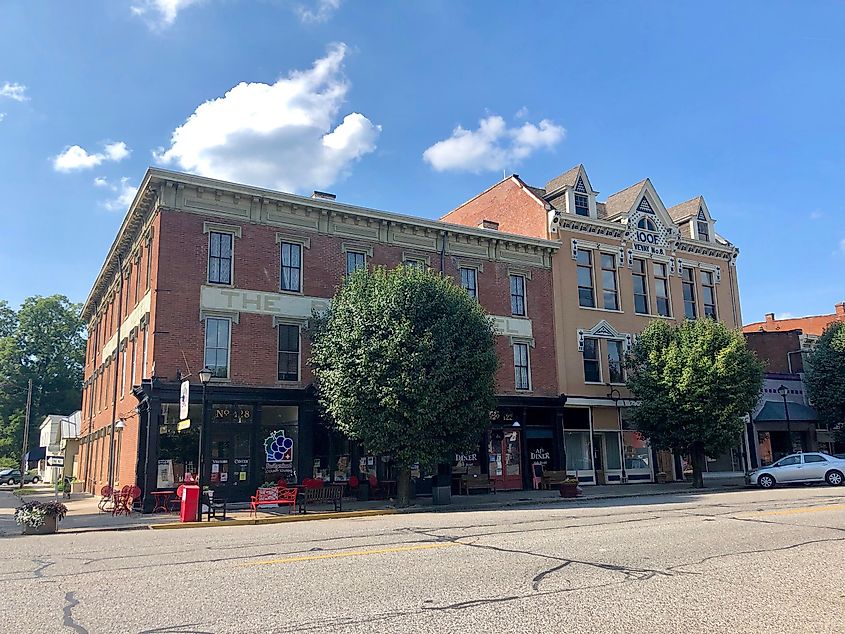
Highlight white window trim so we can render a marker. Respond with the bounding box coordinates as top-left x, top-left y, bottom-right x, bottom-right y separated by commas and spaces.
459, 266, 479, 299
582, 336, 603, 385
206, 229, 236, 287
203, 315, 233, 382
509, 273, 528, 317
276, 322, 302, 384
278, 240, 305, 295
512, 340, 532, 392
